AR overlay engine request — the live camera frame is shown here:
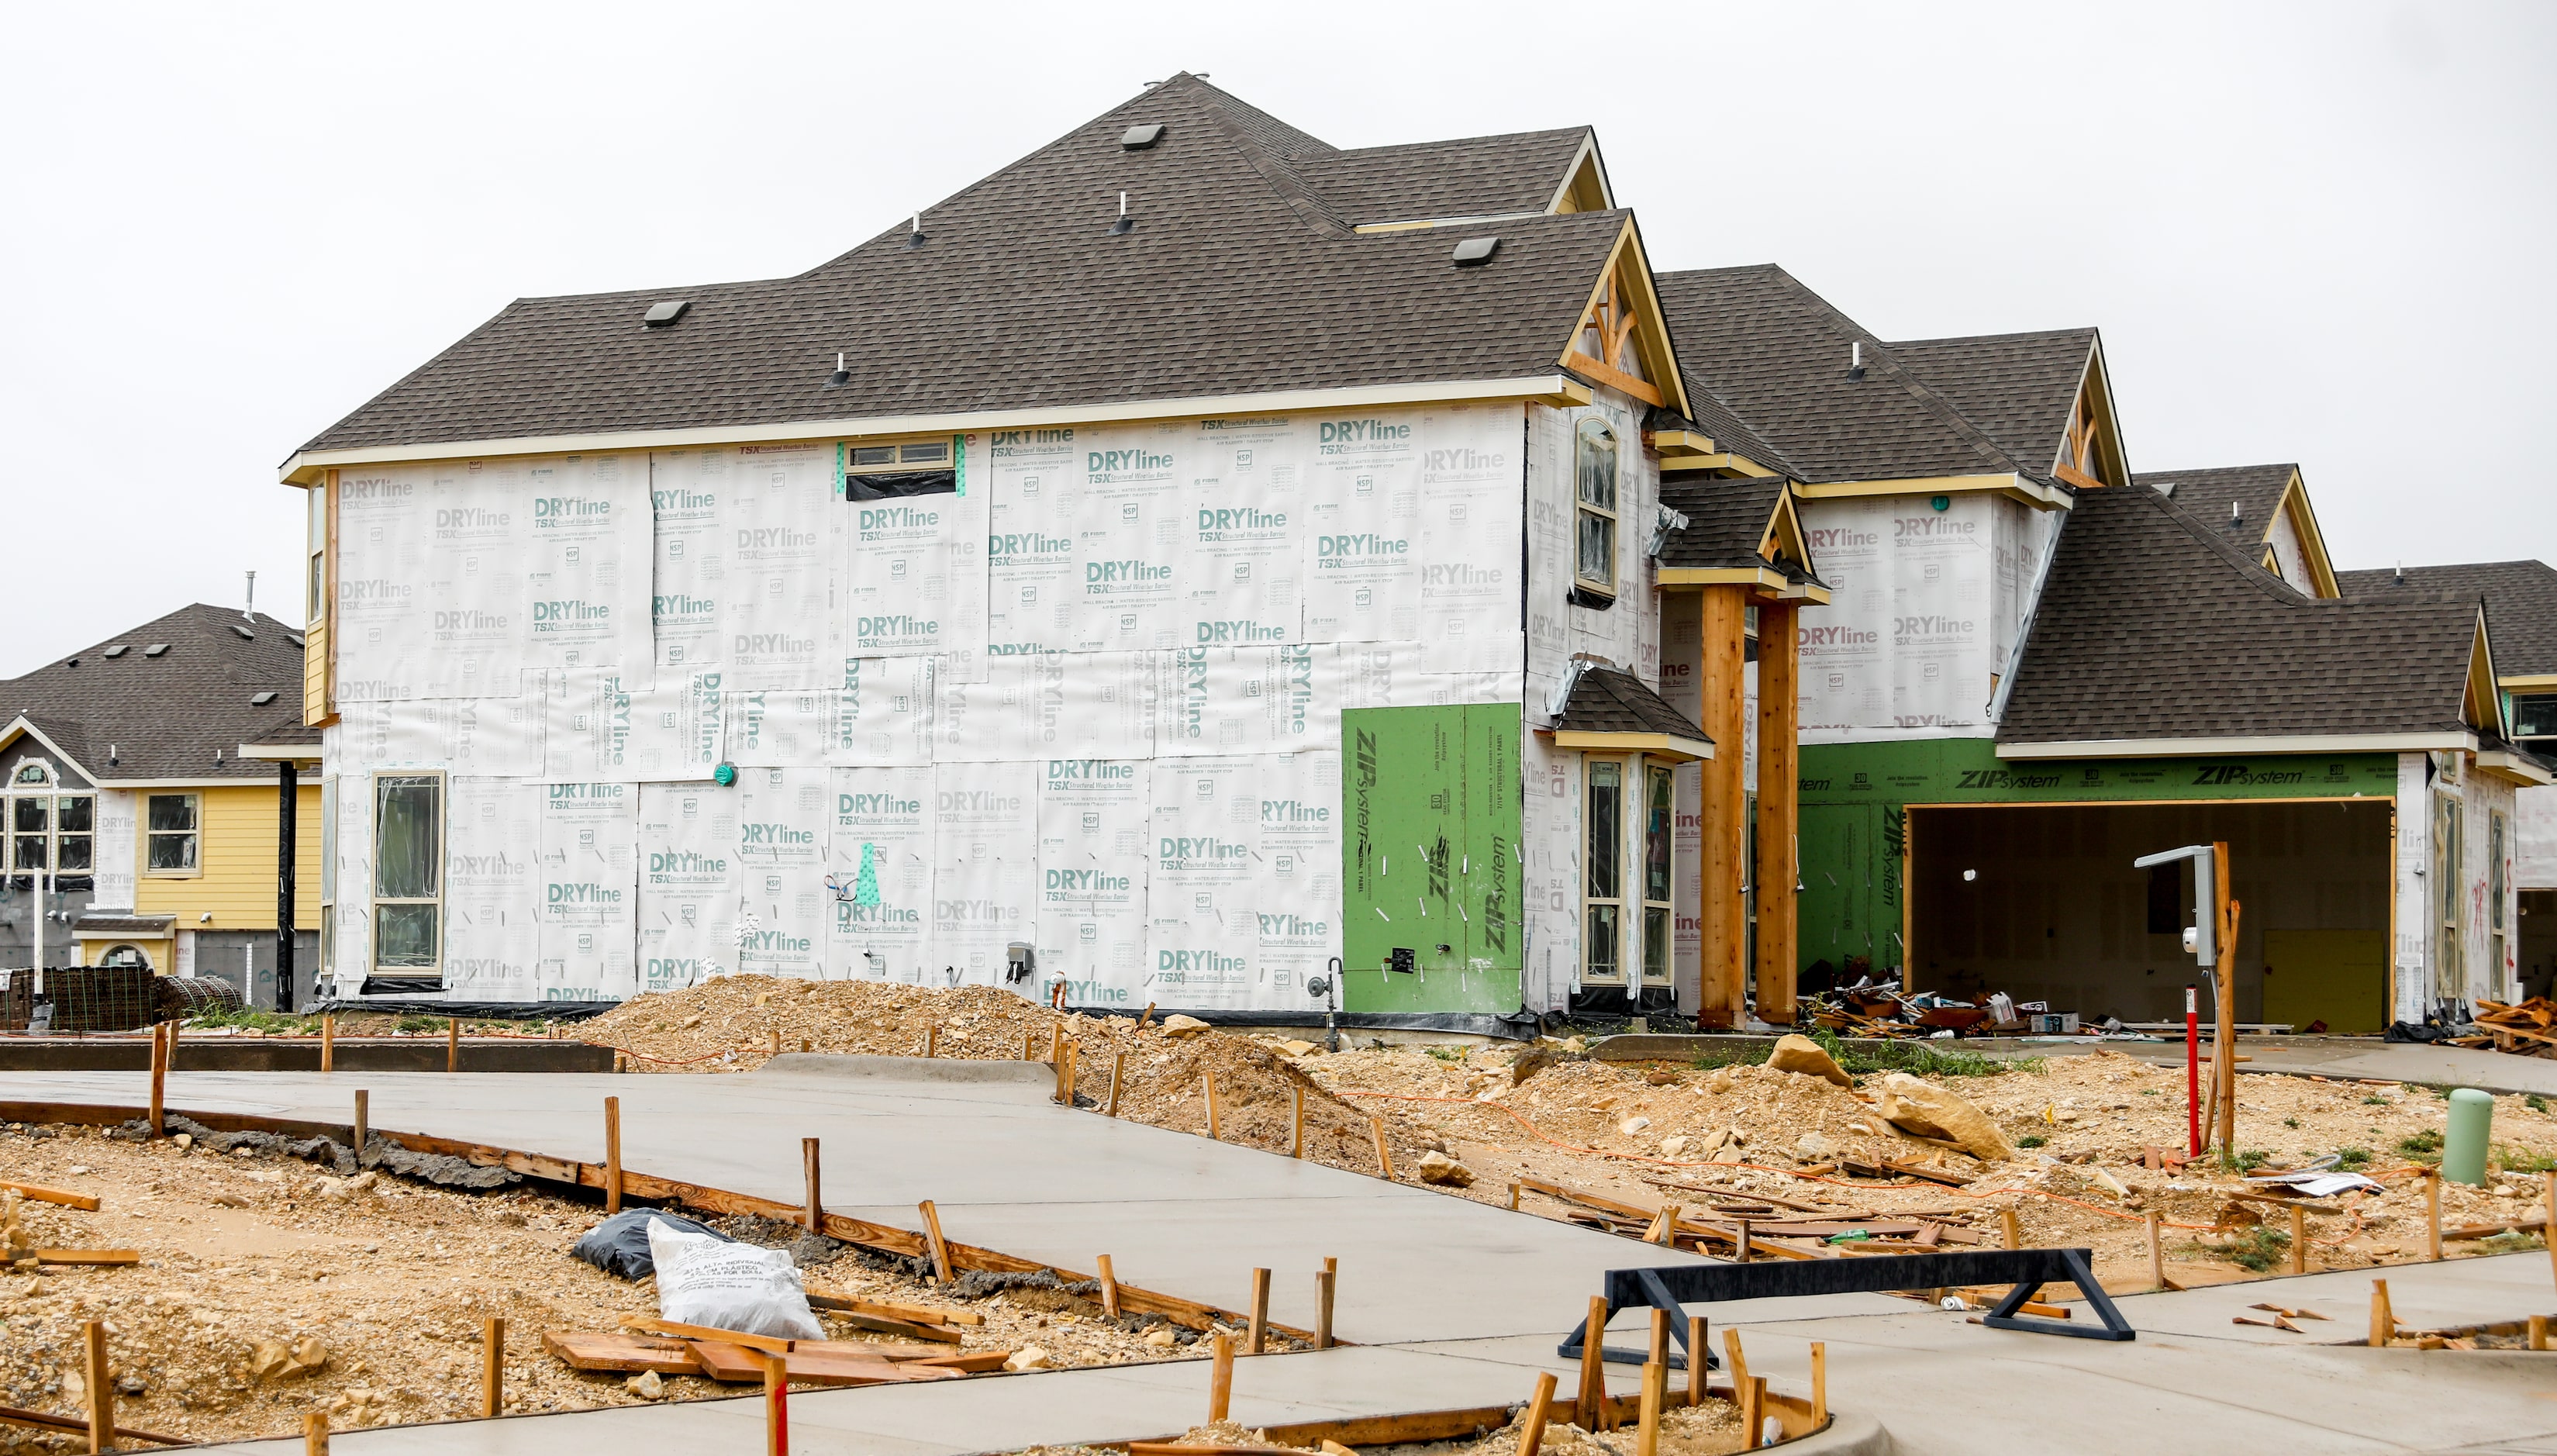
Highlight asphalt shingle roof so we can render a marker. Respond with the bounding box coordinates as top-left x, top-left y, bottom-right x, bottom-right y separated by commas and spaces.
1998, 486, 2484, 746
1658, 475, 1793, 574
2132, 464, 2298, 553
2339, 559, 2557, 678
1652, 265, 2025, 485
1887, 329, 2096, 477
1557, 667, 1712, 744
301, 77, 1622, 455
0, 606, 310, 784
1293, 129, 1589, 224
